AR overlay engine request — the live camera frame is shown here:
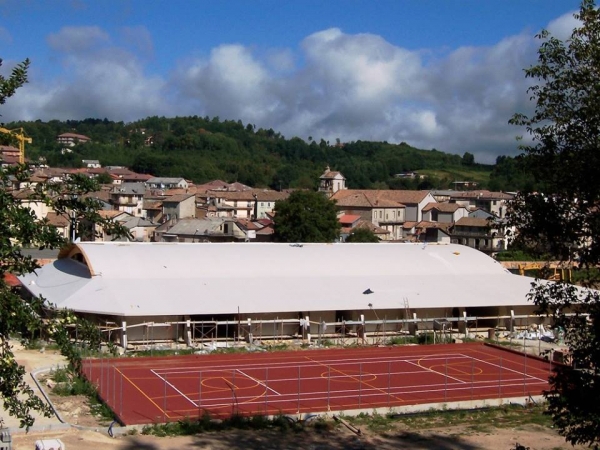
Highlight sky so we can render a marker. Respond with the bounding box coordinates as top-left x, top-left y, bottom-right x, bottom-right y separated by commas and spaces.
0, 0, 584, 164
